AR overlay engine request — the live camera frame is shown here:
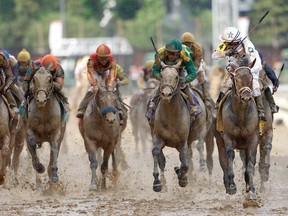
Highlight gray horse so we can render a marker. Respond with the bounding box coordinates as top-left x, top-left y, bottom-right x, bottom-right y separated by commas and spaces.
26, 66, 66, 185
130, 79, 158, 152
78, 86, 125, 190
149, 60, 214, 192
214, 57, 260, 200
